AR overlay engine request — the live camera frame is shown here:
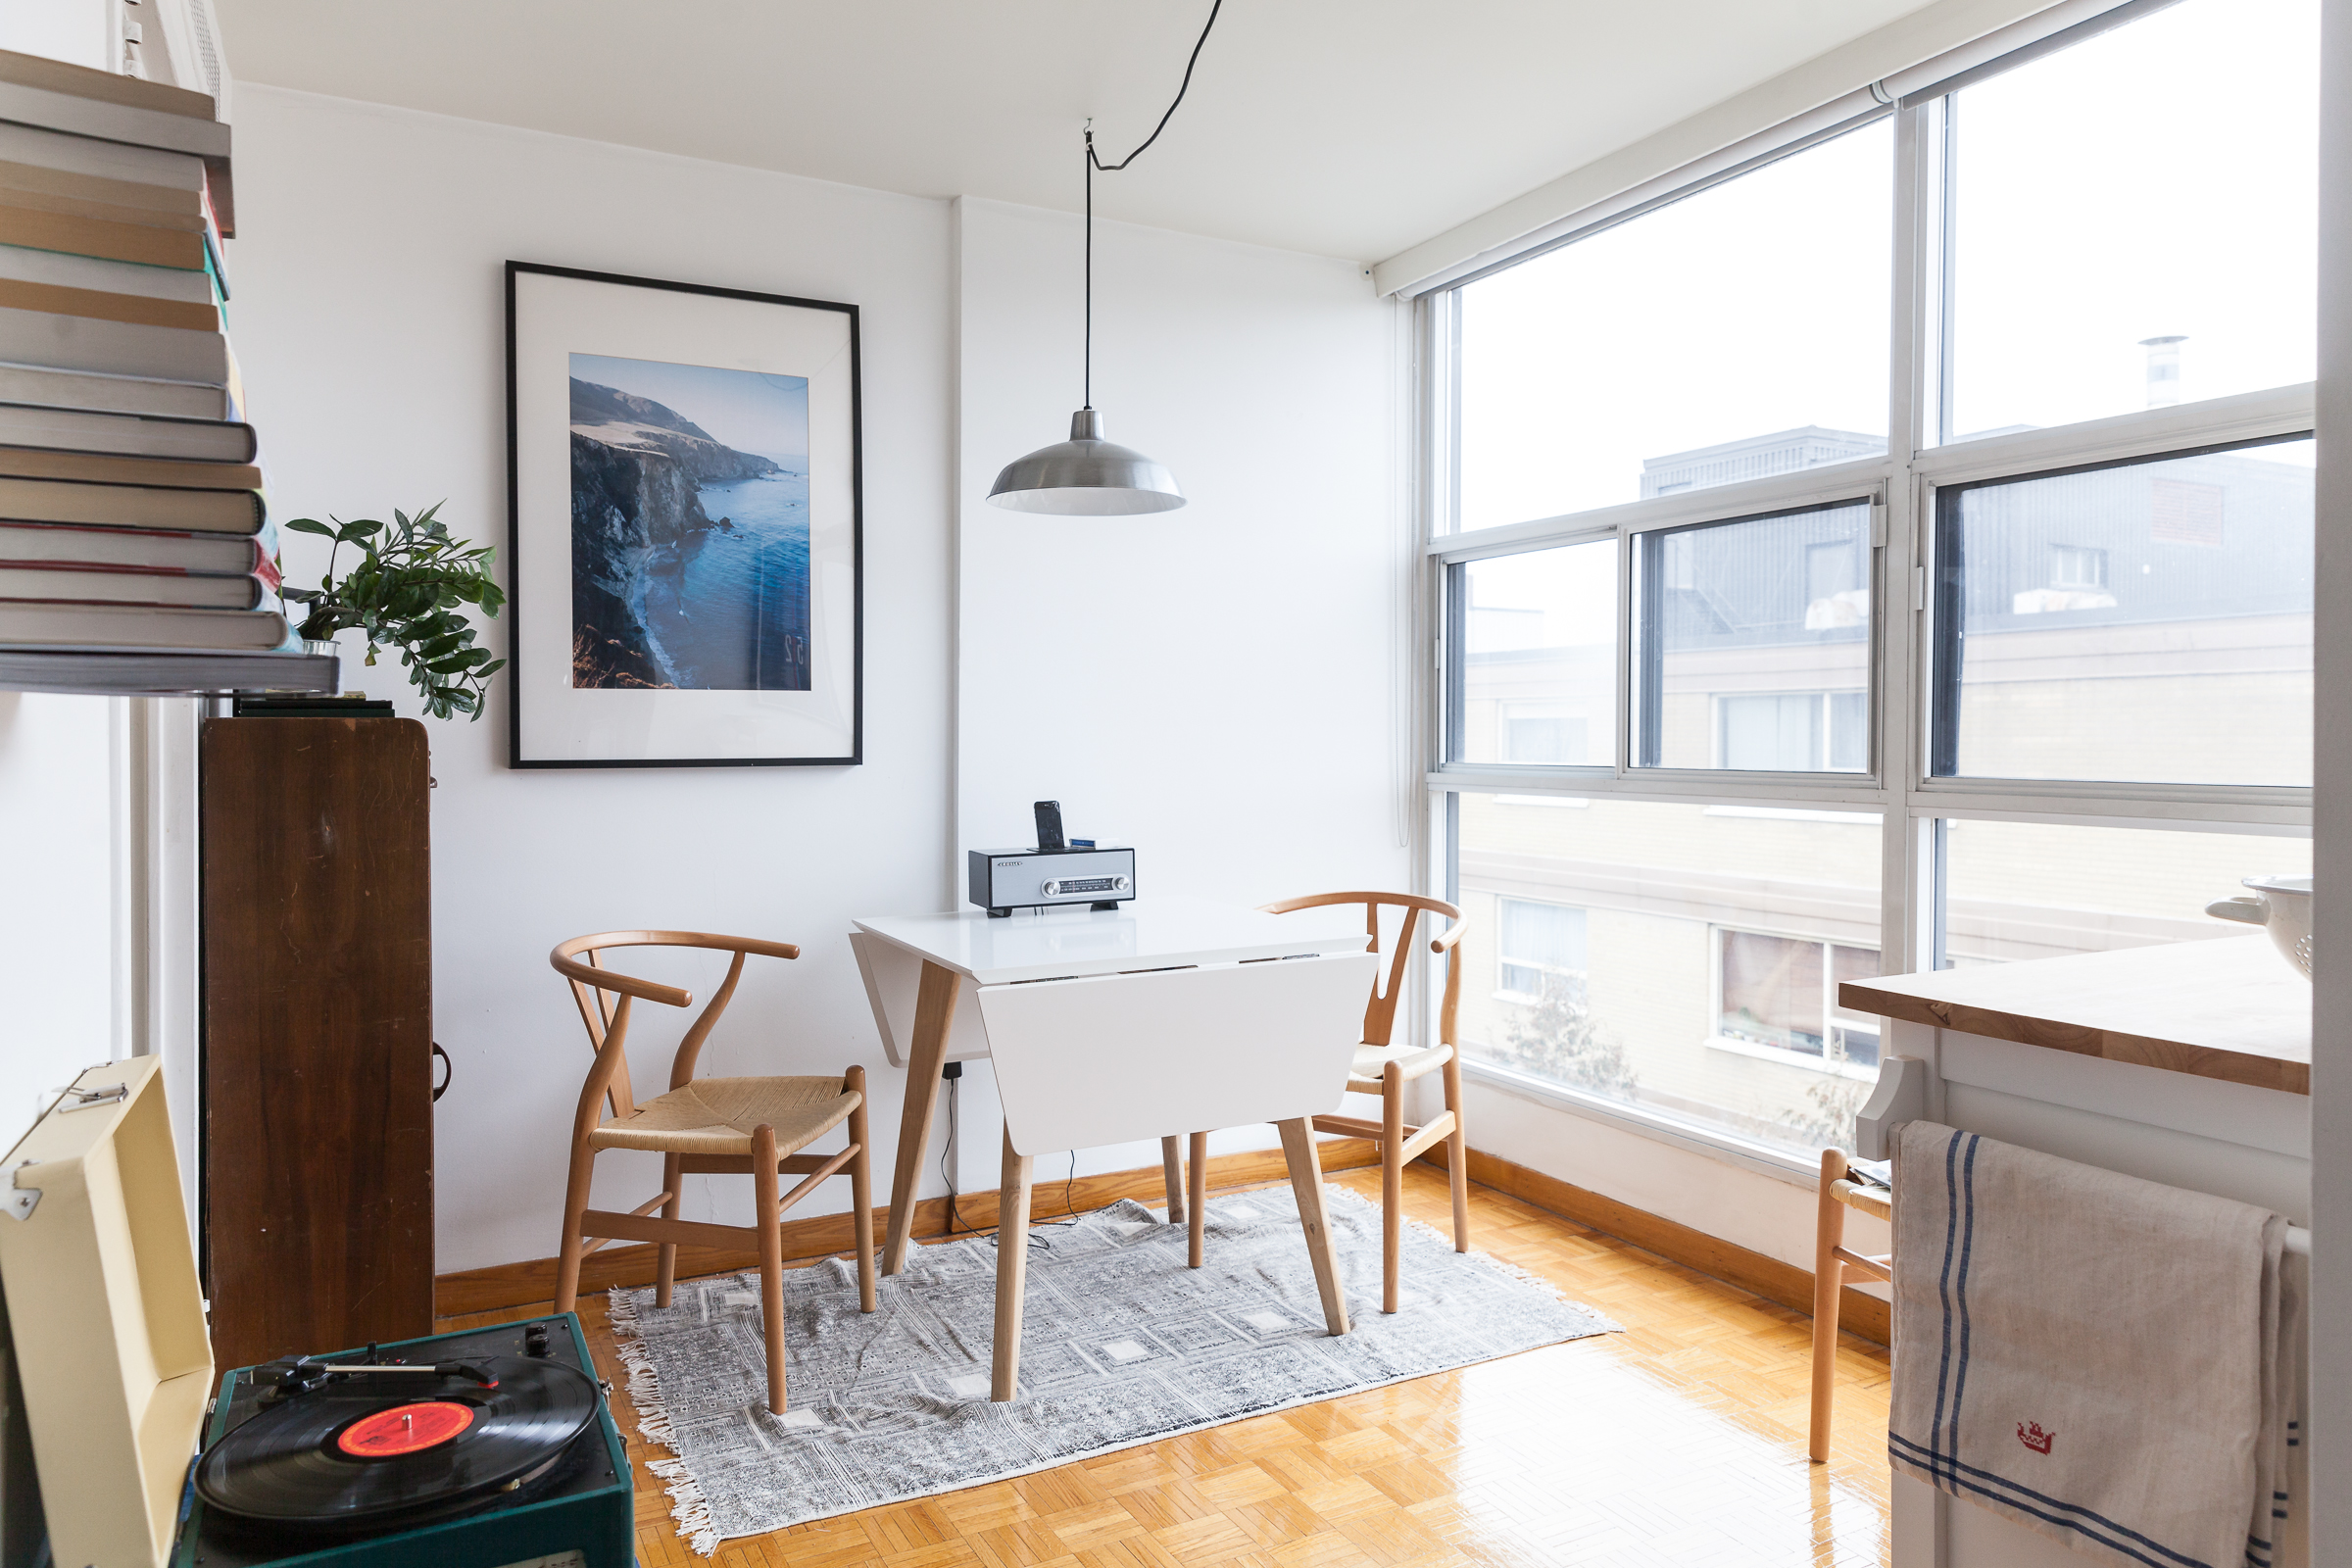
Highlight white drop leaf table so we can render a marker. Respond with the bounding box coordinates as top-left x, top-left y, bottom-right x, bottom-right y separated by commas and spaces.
851, 896, 1377, 1399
